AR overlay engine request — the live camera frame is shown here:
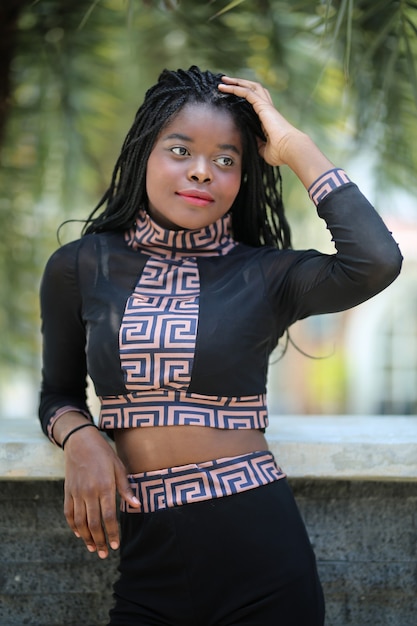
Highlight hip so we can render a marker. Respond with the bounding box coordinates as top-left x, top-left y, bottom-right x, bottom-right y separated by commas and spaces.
121, 449, 285, 513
